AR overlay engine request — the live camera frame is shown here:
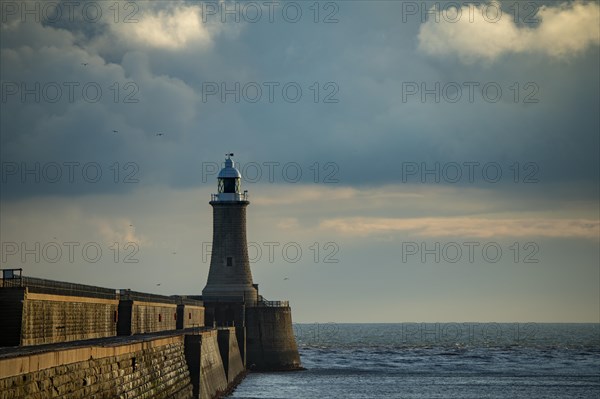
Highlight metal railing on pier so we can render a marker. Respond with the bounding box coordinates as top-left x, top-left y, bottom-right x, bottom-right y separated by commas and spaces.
1, 273, 117, 300
256, 298, 289, 307
210, 192, 249, 202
